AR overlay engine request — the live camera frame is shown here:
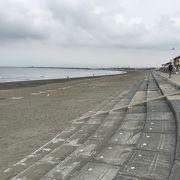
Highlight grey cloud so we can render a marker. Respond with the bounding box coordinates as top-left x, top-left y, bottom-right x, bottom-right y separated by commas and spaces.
0, 18, 45, 41
0, 0, 50, 42
44, 0, 148, 48
0, 0, 180, 50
